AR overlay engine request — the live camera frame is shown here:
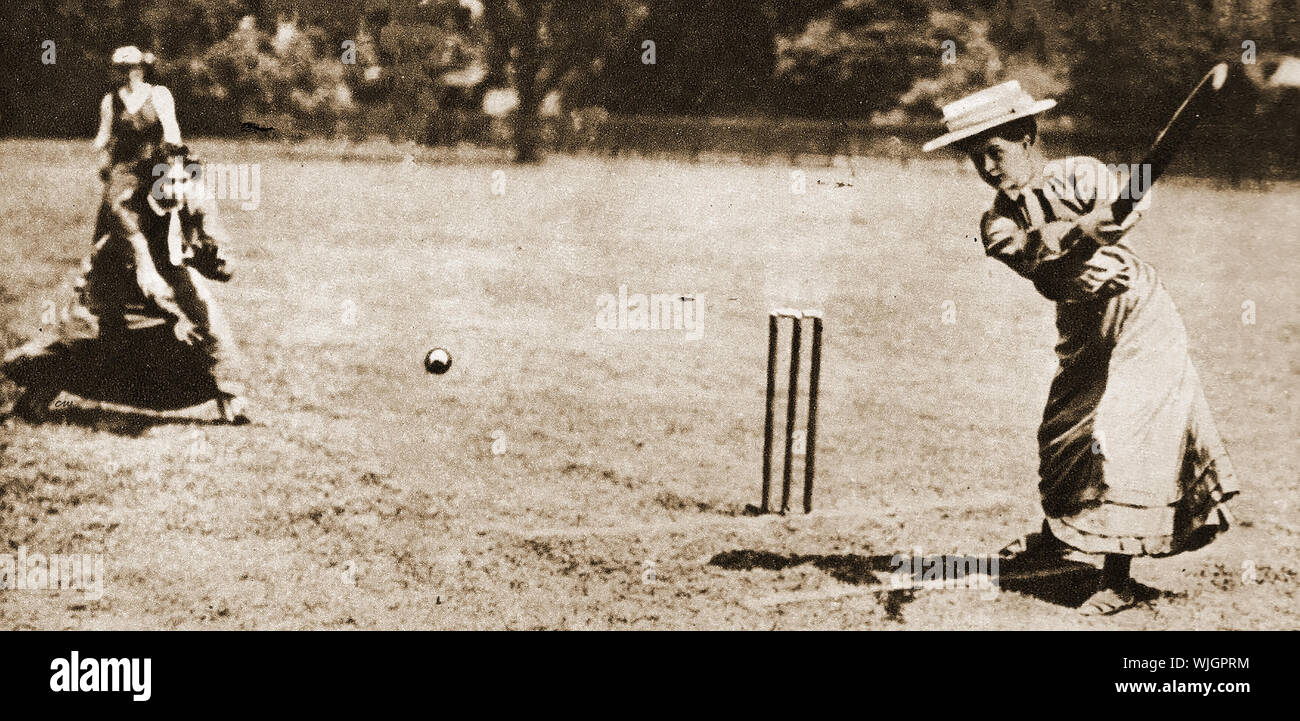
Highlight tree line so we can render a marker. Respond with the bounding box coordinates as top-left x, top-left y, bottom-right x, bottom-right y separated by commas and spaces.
1, 0, 1295, 163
